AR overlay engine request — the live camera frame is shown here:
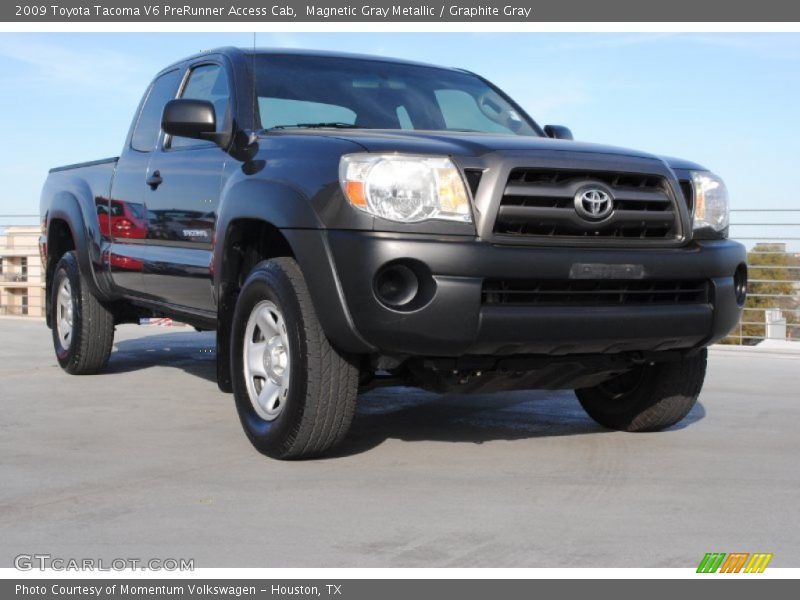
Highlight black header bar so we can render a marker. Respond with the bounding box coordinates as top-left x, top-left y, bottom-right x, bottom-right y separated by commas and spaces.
3, 579, 796, 600
4, 1, 800, 22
